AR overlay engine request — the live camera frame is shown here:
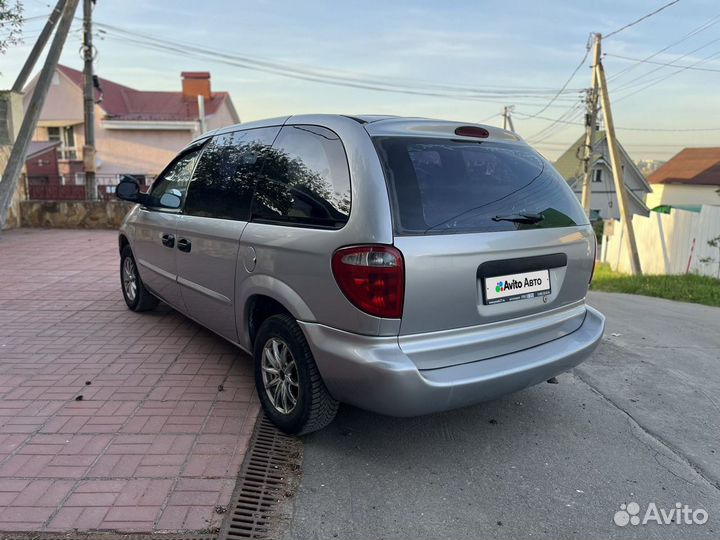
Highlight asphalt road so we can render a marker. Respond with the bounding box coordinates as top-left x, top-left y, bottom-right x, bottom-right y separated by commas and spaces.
281, 292, 720, 540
